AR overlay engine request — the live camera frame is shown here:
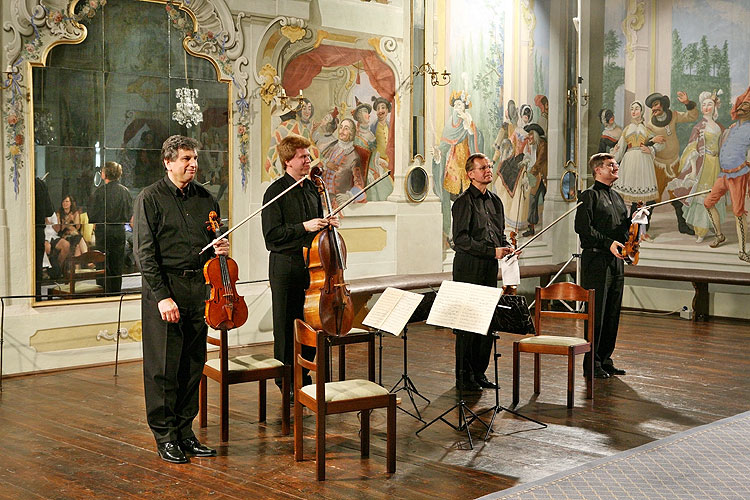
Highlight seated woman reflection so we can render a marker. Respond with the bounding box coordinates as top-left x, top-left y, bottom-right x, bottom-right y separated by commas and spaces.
51, 194, 88, 271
